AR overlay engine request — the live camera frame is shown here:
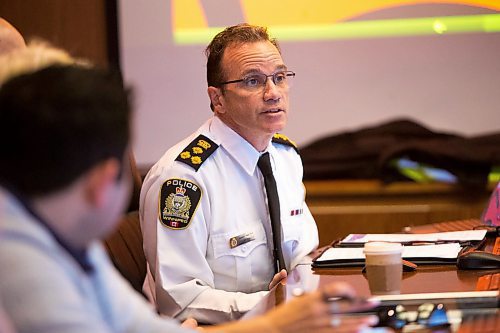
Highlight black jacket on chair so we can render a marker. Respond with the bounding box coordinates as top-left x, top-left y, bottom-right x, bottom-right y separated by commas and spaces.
301, 119, 500, 188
